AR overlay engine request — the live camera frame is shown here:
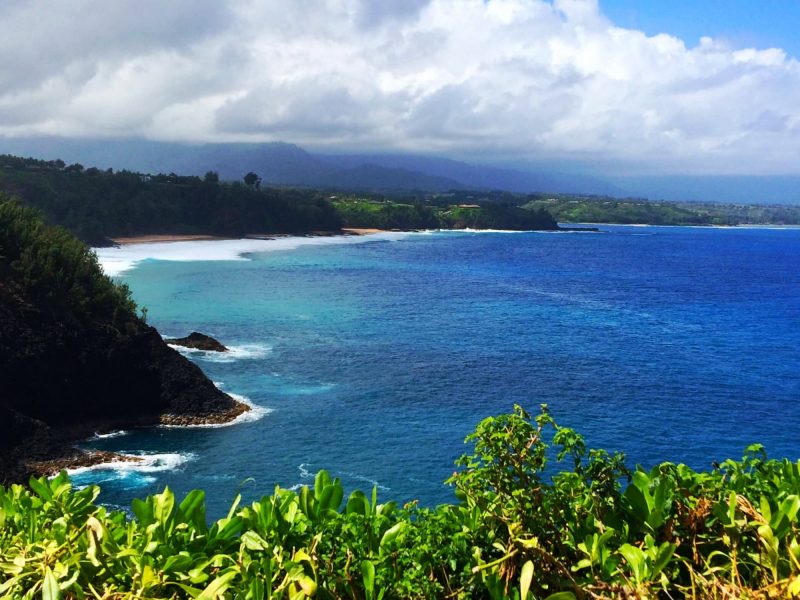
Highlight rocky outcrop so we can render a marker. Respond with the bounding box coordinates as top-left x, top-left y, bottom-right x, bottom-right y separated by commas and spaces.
165, 332, 228, 352
0, 277, 247, 484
